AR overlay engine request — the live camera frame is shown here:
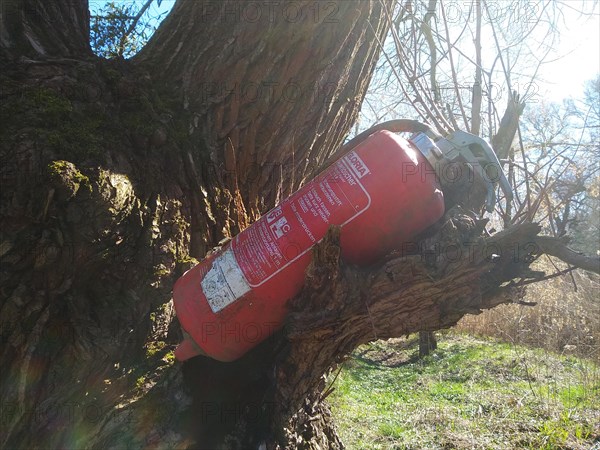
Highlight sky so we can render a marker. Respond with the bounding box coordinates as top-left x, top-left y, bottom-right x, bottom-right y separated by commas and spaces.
88, 0, 599, 102
536, 3, 600, 101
